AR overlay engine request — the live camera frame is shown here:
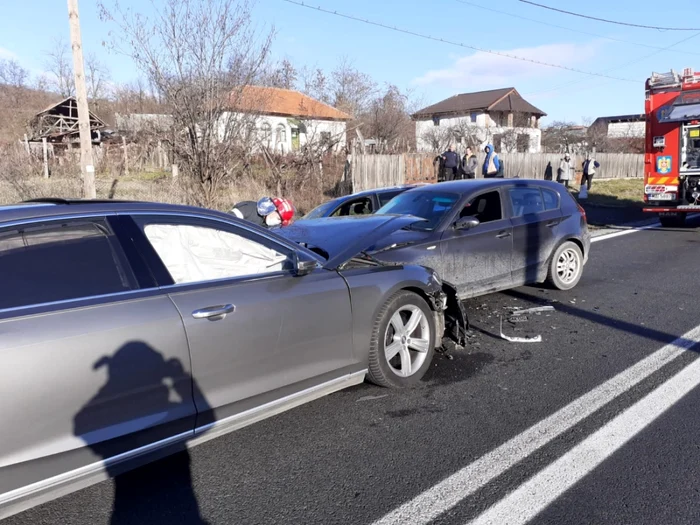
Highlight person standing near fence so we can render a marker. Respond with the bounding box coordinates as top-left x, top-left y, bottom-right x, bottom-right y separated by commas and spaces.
581, 153, 600, 190
558, 153, 573, 188
441, 145, 460, 181
461, 147, 478, 179
482, 144, 500, 178
544, 161, 553, 181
